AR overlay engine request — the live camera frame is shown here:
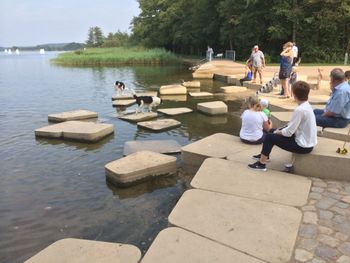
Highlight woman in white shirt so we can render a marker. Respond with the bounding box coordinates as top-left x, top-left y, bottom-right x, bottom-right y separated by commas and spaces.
248, 81, 317, 171
240, 96, 272, 144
